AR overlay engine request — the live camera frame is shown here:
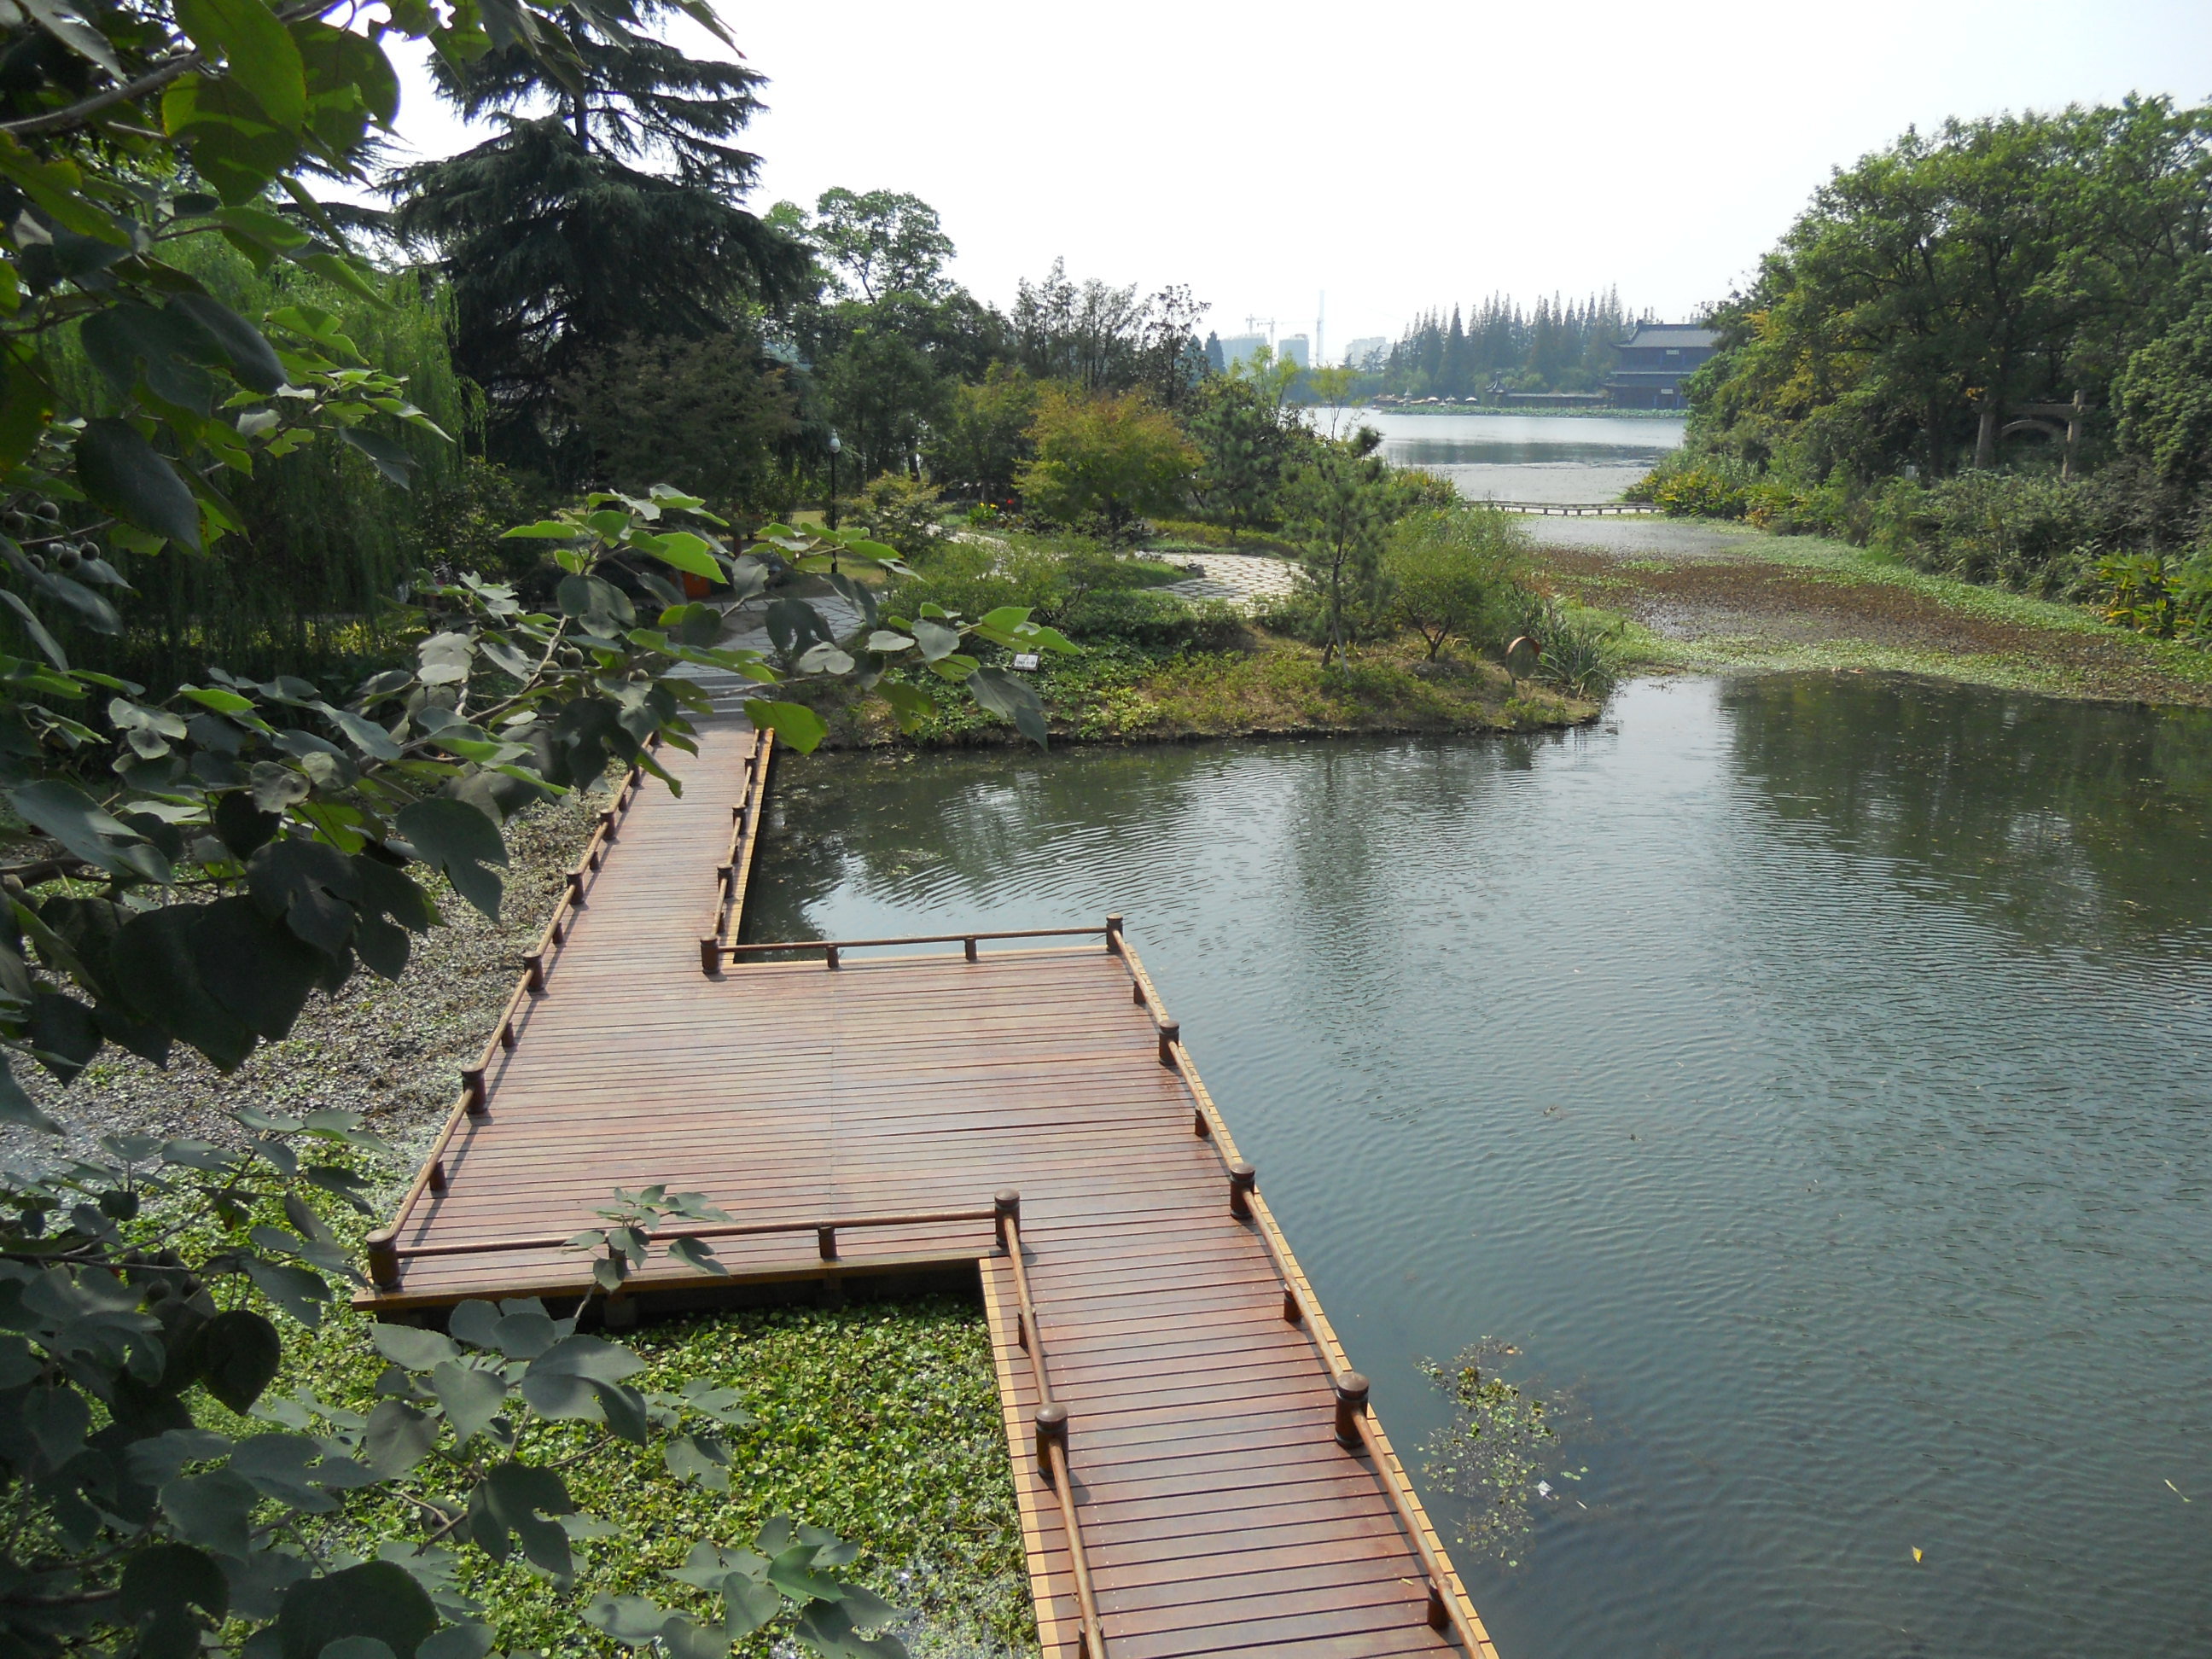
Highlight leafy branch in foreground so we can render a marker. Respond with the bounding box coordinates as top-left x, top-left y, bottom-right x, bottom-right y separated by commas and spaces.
0, 1110, 905, 1659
